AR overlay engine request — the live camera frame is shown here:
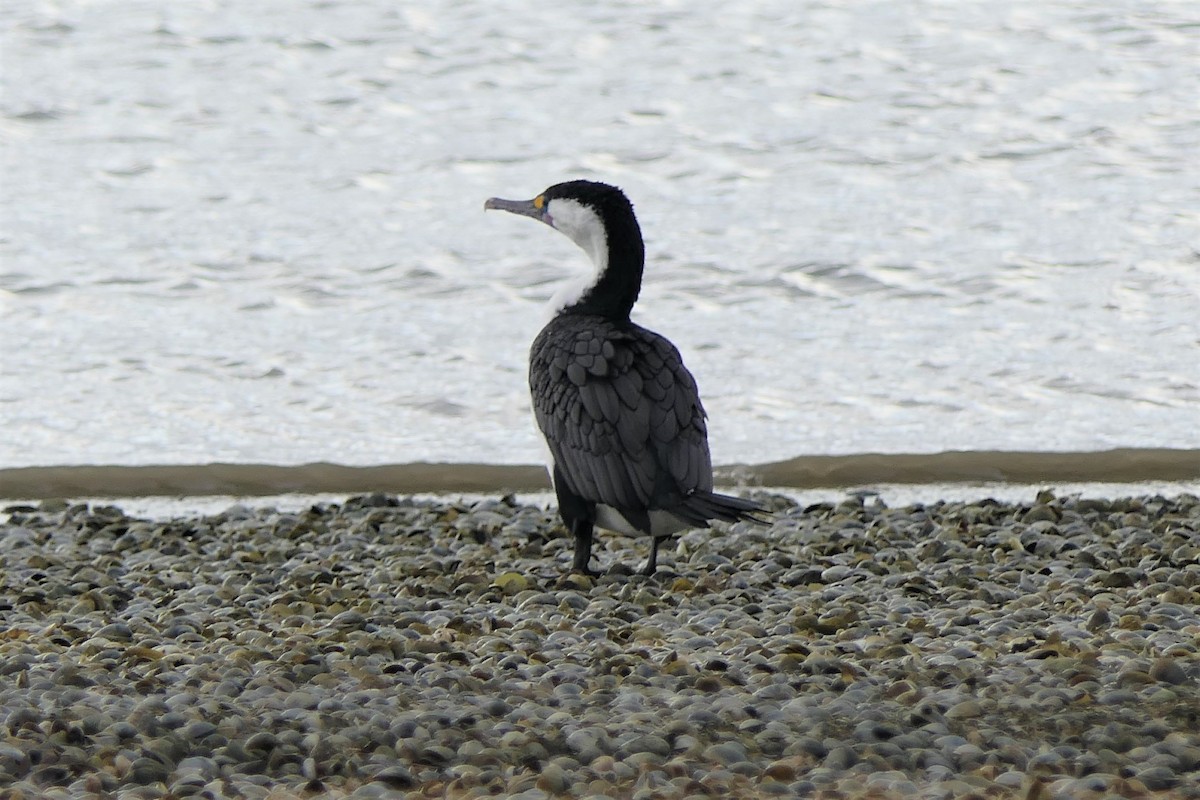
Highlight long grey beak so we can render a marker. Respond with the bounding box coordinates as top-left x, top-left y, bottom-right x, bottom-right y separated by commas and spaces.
484, 196, 551, 225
